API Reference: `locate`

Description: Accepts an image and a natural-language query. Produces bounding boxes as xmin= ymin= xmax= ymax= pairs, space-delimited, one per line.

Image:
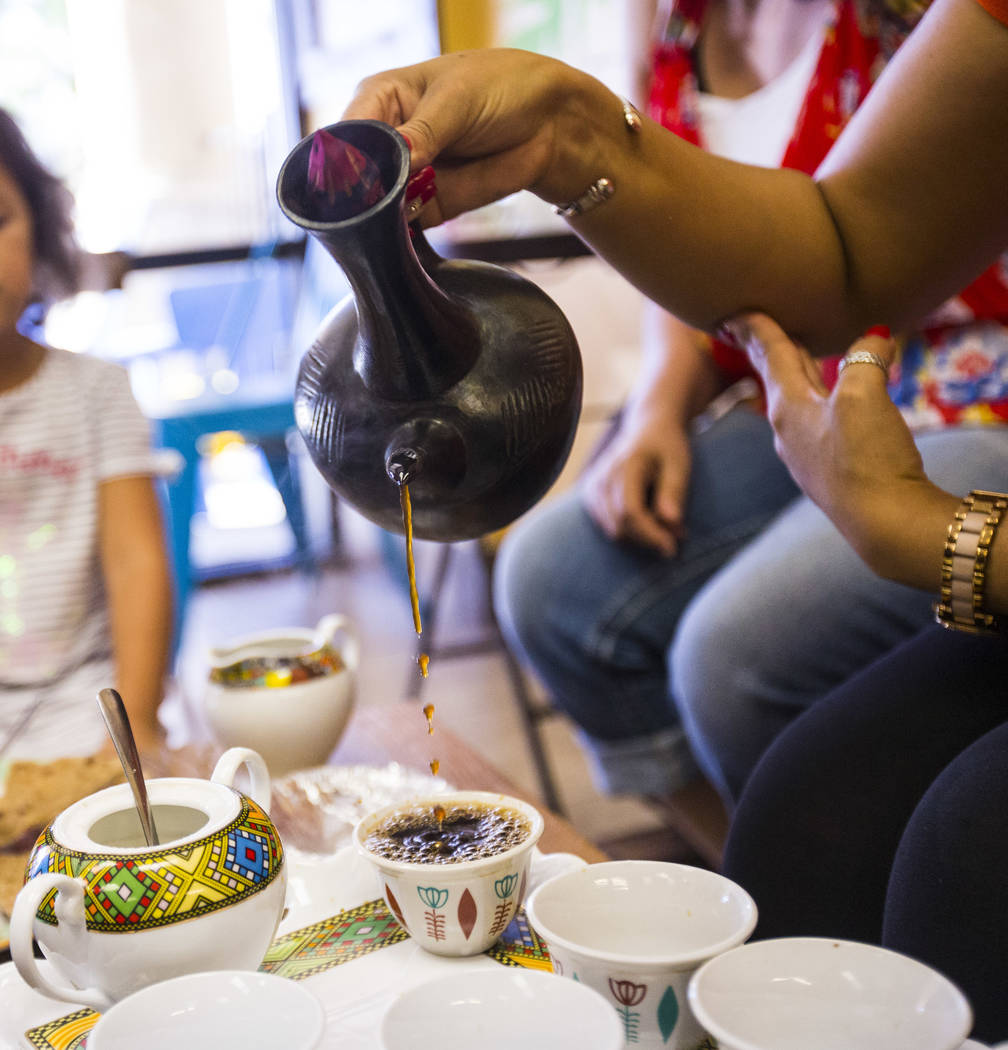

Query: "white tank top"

xmin=695 ymin=21 xmax=827 ymax=167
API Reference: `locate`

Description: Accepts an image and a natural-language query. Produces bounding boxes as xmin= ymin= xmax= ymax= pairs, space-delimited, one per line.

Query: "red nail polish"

xmin=406 ymin=166 xmax=435 ymax=195
xmin=865 ymin=325 xmax=891 ymax=339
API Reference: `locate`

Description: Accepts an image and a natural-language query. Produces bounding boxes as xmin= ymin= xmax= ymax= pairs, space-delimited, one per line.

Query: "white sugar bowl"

xmin=10 ymin=748 xmax=286 ymax=1011
xmin=204 ymin=613 xmax=358 ymax=776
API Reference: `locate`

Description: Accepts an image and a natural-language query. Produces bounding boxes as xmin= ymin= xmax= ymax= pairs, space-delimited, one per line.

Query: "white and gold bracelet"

xmin=934 ymin=489 xmax=1007 ymax=634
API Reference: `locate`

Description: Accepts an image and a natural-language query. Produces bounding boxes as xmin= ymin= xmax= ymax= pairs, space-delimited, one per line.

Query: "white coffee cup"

xmin=687 ymin=936 xmax=973 ymax=1050
xmin=354 ymin=791 xmax=544 ymax=957
xmin=525 ymin=860 xmax=757 ymax=1050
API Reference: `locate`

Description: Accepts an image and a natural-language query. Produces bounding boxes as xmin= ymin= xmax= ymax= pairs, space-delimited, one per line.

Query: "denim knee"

xmin=669 ymin=596 xmax=742 ymax=804
xmin=492 ymin=510 xmax=557 ymax=667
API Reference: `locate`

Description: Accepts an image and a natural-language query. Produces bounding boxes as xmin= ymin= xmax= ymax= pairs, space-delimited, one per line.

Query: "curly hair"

xmin=0 ymin=108 xmax=81 ymax=310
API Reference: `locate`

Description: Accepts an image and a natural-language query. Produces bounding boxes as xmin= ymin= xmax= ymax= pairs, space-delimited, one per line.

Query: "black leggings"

xmin=722 ymin=625 xmax=1008 ymax=1044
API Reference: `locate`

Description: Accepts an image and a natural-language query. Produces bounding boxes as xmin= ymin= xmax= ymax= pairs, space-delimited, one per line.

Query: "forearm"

xmin=541 ymin=0 xmax=1008 ymax=354
xmin=851 ymin=481 xmax=1008 ymax=625
xmin=539 ymin=74 xmax=855 ymax=355
xmin=99 ymin=479 xmax=173 ymax=748
xmin=349 ymin=0 xmax=1008 ymax=355
xmin=632 ymin=304 xmax=727 ymax=423
xmin=107 ymin=558 xmax=172 ymax=743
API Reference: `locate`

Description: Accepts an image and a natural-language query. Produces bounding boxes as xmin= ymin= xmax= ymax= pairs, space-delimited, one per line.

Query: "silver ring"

xmin=838 ymin=350 xmax=889 ymax=377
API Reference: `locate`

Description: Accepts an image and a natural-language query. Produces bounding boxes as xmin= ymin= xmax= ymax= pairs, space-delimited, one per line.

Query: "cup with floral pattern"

xmin=353 ymin=791 xmax=543 ymax=956
xmin=525 ymin=860 xmax=757 ymax=1050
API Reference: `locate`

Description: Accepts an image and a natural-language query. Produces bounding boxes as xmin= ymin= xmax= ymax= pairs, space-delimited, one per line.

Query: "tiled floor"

xmin=168 ymin=503 xmax=705 ymax=864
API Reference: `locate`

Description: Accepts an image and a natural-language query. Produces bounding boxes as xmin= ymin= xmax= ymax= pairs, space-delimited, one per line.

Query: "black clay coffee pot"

xmin=275 ymin=120 xmax=583 ymax=541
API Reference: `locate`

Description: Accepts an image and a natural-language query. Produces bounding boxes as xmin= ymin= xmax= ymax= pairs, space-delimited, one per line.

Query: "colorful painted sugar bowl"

xmin=353 ymin=790 xmax=544 ymax=957
xmin=204 ymin=613 xmax=358 ymax=777
xmin=10 ymin=747 xmax=286 ymax=1010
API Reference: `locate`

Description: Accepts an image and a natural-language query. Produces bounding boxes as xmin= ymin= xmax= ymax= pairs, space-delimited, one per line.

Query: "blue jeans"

xmin=494 ymin=405 xmax=1008 ymax=806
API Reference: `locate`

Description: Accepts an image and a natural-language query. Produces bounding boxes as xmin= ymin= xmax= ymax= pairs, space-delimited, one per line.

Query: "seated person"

xmin=493 ymin=0 xmax=1008 ymax=808
xmin=0 ymin=108 xmax=172 ymax=760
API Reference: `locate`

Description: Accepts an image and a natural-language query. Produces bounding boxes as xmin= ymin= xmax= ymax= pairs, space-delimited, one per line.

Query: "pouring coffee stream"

xmin=392 ymin=465 xmax=438 ymax=776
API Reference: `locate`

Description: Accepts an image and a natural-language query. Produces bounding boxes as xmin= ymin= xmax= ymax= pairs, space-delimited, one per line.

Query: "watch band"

xmin=935 ymin=489 xmax=1007 ymax=634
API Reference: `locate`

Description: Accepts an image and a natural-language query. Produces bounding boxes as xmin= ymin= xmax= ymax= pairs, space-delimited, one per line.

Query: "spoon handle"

xmin=97 ymin=688 xmax=159 ymax=847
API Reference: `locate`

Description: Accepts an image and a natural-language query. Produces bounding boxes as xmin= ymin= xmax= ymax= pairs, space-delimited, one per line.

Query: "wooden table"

xmin=148 ymin=699 xmax=607 ymax=864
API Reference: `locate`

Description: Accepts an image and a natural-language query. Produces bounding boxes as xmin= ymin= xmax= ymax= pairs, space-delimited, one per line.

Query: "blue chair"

xmin=150 ymin=257 xmax=314 ymax=659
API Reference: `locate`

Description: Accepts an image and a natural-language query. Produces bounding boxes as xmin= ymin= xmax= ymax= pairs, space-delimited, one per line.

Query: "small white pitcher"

xmin=204 ymin=613 xmax=358 ymax=777
xmin=10 ymin=747 xmax=286 ymax=1010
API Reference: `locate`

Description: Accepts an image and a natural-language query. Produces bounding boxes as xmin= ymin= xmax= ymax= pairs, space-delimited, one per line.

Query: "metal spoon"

xmin=97 ymin=688 xmax=159 ymax=846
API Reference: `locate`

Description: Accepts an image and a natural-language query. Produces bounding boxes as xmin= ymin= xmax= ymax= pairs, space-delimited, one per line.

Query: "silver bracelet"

xmin=553 ymin=96 xmax=641 ymax=220
xmin=554 ymin=177 xmax=615 ymax=219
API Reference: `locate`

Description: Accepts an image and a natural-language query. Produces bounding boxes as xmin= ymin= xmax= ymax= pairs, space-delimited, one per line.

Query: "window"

xmin=1 ymin=0 xmax=299 ymax=255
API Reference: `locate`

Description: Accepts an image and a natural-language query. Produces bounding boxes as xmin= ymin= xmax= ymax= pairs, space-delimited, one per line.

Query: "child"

xmin=0 ymin=108 xmax=172 ymax=759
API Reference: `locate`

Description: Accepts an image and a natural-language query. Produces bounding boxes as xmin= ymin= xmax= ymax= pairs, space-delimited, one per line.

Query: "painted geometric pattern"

xmin=261 ymin=897 xmax=408 ymax=980
xmin=487 ymin=909 xmax=553 ymax=970
xmin=29 ymin=797 xmax=283 ymax=932
xmin=23 ymin=1007 xmax=97 ymax=1049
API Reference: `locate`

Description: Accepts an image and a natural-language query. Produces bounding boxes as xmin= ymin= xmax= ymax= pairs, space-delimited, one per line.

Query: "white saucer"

xmin=380 ymin=968 xmax=623 ymax=1050
xmin=87 ymin=970 xmax=325 ymax=1050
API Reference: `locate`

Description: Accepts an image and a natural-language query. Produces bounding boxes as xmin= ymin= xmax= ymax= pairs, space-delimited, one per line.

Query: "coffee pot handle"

xmin=10 ymin=873 xmax=113 ymax=1011
xmin=211 ymin=746 xmax=272 ymax=811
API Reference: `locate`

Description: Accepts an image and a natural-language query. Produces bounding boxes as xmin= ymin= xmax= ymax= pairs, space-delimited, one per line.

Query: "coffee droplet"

xmin=429 ymin=758 xmax=440 ymax=776
xmin=418 ymin=652 xmax=430 ymax=678
xmin=423 ymin=702 xmax=435 ymax=734
xmin=433 ymin=804 xmax=446 ymax=827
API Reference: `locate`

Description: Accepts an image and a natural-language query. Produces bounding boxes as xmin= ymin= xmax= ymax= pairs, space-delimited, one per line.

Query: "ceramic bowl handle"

xmin=211 ymin=747 xmax=271 ymax=810
xmin=314 ymin=613 xmax=359 ymax=671
xmin=10 ymin=873 xmax=112 ymax=1011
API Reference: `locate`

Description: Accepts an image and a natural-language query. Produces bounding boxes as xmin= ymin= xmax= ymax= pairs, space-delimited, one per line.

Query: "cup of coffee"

xmin=352 ymin=791 xmax=544 ymax=957
xmin=525 ymin=860 xmax=757 ymax=1050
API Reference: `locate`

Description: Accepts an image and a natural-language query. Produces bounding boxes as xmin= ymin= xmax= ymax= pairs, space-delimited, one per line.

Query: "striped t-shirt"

xmin=0 ymin=346 xmax=160 ymax=758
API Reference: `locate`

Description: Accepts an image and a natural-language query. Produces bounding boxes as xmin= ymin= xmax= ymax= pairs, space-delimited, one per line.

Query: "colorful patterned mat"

xmin=23 ymin=899 xmax=554 ymax=1049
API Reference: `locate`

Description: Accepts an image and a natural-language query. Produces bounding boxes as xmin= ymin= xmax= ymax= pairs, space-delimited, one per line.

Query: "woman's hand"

xmin=581 ymin=411 xmax=691 ymax=556
xmin=583 ymin=311 xmax=727 ymax=555
xmin=725 ymin=312 xmax=953 ymax=585
xmin=342 ymin=49 xmax=611 ymax=222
